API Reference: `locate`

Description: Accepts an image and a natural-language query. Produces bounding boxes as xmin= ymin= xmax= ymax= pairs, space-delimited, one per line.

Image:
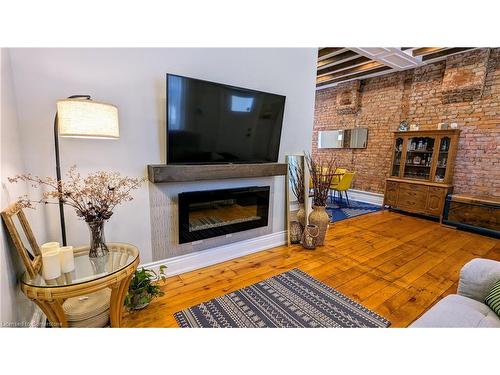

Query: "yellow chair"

xmin=329 ymin=168 xmax=347 ymax=202
xmin=332 ymin=168 xmax=347 ymax=184
xmin=332 ymin=172 xmax=355 ymax=207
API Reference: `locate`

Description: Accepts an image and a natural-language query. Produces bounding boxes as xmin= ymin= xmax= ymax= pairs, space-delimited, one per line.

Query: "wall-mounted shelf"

xmin=147 ymin=163 xmax=288 ymax=183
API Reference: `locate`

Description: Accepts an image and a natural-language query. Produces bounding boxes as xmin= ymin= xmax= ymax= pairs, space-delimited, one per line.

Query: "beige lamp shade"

xmin=57 ymin=99 xmax=119 ymax=139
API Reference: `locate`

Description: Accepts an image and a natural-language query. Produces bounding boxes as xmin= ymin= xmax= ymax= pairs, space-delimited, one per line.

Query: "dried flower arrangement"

xmin=9 ymin=166 xmax=144 ymax=257
xmin=9 ymin=166 xmax=144 ymax=221
xmin=305 ymin=152 xmax=336 ymax=207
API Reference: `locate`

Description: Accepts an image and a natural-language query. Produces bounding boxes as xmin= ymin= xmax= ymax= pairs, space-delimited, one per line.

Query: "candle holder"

xmin=301 ymin=224 xmax=319 ymax=250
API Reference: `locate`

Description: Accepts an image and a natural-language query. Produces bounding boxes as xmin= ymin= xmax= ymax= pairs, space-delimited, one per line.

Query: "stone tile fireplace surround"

xmin=148 ymin=177 xmax=278 ymax=261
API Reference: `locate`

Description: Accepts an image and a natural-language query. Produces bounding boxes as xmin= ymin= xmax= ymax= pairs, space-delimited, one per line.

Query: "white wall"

xmin=0 ymin=49 xmax=45 ymax=325
xmin=8 ymin=48 xmax=317 ymax=264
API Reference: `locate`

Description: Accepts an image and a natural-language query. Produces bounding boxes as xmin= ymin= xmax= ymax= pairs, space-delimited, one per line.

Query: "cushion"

xmin=458 ymin=258 xmax=500 ymax=302
xmin=410 ymin=294 xmax=500 ymax=328
xmin=485 ymin=279 xmax=500 ymax=317
xmin=69 ymin=309 xmax=109 ymax=328
xmin=62 ymin=288 xmax=111 ymax=321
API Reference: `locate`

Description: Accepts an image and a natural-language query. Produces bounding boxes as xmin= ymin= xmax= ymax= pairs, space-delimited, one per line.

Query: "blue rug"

xmin=326 ymin=197 xmax=381 ymax=222
xmin=174 ymin=269 xmax=390 ymax=328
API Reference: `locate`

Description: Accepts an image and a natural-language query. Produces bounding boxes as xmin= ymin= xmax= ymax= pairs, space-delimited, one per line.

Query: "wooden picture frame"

xmin=1 ymin=203 xmax=42 ymax=278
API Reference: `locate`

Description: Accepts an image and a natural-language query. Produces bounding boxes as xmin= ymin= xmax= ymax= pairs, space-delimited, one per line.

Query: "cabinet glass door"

xmin=403 ymin=136 xmax=435 ymax=180
xmin=434 ymin=137 xmax=450 ymax=183
xmin=391 ymin=138 xmax=404 ymax=177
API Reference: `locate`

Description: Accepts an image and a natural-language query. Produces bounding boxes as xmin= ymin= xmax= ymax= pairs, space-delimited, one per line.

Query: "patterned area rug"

xmin=174 ymin=269 xmax=390 ymax=328
xmin=327 ymin=198 xmax=381 ymax=223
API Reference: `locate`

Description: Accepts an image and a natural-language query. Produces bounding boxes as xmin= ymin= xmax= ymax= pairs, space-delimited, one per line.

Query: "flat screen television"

xmin=167 ymin=74 xmax=286 ymax=164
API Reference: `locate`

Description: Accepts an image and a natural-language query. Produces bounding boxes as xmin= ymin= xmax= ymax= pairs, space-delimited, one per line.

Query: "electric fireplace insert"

xmin=178 ymin=186 xmax=270 ymax=244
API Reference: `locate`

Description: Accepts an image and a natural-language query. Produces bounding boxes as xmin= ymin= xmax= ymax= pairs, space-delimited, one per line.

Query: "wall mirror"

xmin=285 ymin=154 xmax=308 ymax=246
xmin=1 ymin=203 xmax=42 ymax=278
xmin=318 ymin=128 xmax=368 ymax=149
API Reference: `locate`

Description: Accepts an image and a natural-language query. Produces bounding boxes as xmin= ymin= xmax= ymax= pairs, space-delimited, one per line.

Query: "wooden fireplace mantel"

xmin=147 ymin=163 xmax=288 ymax=183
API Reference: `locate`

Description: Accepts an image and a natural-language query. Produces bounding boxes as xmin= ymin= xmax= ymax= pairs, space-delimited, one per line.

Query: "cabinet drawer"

xmin=429 ymin=186 xmax=446 ymax=194
xmin=398 ymin=189 xmax=427 ymax=210
xmin=386 ymin=181 xmax=399 ymax=190
xmin=399 ymin=183 xmax=429 ymax=193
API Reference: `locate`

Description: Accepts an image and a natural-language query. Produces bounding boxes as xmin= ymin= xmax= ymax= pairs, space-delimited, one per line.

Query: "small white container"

xmin=40 ymin=242 xmax=60 ymax=254
xmin=42 ymin=250 xmax=62 ymax=280
xmin=59 ymin=246 xmax=75 ymax=273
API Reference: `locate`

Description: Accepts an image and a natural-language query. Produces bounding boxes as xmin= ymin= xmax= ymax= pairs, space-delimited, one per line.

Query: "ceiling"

xmin=316 ymin=47 xmax=475 ymax=89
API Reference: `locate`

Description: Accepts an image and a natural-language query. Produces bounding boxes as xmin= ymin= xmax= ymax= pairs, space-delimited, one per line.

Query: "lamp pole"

xmin=54 ymin=95 xmax=91 ymax=246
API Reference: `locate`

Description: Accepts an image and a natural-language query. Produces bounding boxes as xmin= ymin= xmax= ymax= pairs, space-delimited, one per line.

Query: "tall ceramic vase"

xmin=308 ymin=205 xmax=329 ymax=246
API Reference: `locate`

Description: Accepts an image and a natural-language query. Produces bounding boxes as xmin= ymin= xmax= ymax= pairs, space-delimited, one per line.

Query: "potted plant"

xmin=305 ymin=153 xmax=336 ymax=246
xmin=124 ymin=265 xmax=167 ymax=311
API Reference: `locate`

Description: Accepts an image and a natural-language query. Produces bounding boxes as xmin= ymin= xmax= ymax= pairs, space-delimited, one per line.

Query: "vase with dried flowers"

xmin=304 ymin=153 xmax=336 ymax=246
xmin=9 ymin=166 xmax=144 ymax=258
xmin=288 ymin=158 xmax=306 ymax=228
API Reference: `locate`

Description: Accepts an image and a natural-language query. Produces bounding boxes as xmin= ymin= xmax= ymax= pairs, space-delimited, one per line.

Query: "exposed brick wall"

xmin=313 ymin=48 xmax=500 ymax=197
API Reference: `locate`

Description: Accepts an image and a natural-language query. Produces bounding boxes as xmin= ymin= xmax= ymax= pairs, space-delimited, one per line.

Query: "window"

xmin=231 ymin=95 xmax=254 ymax=112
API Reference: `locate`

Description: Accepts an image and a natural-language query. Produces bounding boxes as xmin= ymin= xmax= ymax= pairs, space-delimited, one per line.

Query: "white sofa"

xmin=411 ymin=258 xmax=500 ymax=328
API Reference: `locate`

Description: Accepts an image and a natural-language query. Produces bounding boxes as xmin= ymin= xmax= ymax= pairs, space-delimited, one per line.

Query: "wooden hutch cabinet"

xmin=384 ymin=129 xmax=461 ymax=220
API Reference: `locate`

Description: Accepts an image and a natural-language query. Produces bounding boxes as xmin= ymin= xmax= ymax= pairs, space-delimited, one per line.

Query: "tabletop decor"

xmin=9 ymin=166 xmax=143 ymax=257
xmin=124 ymin=265 xmax=167 ymax=311
xmin=174 ymin=268 xmax=391 ymax=328
xmin=59 ymin=246 xmax=75 ymax=273
xmin=41 ymin=250 xmax=61 ymax=280
xmin=39 ymin=241 xmax=76 ymax=276
xmin=305 ymin=153 xmax=336 ymax=246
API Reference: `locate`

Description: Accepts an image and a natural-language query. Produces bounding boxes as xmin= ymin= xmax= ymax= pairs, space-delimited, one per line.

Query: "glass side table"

xmin=21 ymin=242 xmax=139 ymax=328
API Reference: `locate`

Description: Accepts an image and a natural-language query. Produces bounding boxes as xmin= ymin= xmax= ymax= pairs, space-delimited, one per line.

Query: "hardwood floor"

xmin=122 ymin=210 xmax=500 ymax=328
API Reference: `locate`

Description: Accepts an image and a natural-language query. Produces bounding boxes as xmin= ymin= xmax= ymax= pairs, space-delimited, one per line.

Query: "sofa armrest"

xmin=457 ymin=258 xmax=500 ymax=302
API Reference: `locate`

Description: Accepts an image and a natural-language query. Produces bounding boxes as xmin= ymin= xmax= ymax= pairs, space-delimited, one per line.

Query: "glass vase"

xmin=87 ymin=220 xmax=109 ymax=258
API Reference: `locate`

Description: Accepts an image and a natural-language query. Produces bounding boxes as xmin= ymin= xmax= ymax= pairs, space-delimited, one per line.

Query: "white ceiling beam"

xmin=350 ymin=47 xmax=422 ymax=70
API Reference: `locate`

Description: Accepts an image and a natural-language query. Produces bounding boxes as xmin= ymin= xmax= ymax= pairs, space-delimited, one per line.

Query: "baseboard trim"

xmin=347 ymin=189 xmax=384 ymax=206
xmin=140 ymin=230 xmax=287 ymax=277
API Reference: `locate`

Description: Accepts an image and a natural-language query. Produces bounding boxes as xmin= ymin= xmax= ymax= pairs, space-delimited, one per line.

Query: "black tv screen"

xmin=167 ymin=74 xmax=285 ymax=164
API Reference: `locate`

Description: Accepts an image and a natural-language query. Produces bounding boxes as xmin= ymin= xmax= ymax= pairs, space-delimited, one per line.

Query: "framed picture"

xmin=1 ymin=203 xmax=42 ymax=278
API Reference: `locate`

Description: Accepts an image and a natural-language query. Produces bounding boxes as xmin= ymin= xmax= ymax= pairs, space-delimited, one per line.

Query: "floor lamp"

xmin=55 ymin=95 xmax=120 ymax=245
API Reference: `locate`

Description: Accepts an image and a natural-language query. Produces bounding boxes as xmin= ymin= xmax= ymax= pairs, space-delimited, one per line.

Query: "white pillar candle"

xmin=59 ymin=246 xmax=75 ymax=273
xmin=40 ymin=242 xmax=60 ymax=254
xmin=42 ymin=250 xmax=61 ymax=280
